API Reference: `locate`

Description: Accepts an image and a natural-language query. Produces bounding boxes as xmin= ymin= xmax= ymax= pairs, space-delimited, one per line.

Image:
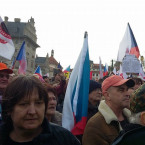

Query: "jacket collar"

xmin=98 ymin=100 xmax=131 ymax=130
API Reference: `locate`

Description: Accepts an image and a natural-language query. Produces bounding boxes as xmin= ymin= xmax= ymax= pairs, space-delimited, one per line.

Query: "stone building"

xmin=35 ymin=53 xmax=49 ymax=76
xmin=35 ymin=50 xmax=60 ymax=77
xmin=0 ymin=16 xmax=39 ymax=73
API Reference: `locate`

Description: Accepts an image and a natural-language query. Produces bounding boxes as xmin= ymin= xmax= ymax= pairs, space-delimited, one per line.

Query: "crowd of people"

xmin=0 ymin=62 xmax=145 ymax=145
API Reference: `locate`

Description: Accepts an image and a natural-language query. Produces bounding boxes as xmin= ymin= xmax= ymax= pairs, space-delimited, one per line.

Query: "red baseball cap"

xmin=0 ymin=63 xmax=13 ymax=74
xmin=102 ymin=75 xmax=135 ymax=95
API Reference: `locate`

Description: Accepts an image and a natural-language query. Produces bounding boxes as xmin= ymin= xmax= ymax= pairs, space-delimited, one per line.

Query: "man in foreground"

xmin=82 ymin=75 xmax=135 ymax=145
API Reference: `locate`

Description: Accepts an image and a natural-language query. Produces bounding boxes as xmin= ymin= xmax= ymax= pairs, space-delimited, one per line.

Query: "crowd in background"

xmin=0 ymin=62 xmax=145 ymax=145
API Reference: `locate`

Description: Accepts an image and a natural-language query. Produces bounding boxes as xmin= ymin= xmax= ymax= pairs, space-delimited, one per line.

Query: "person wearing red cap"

xmin=82 ymin=75 xmax=135 ymax=145
xmin=0 ymin=62 xmax=13 ymax=122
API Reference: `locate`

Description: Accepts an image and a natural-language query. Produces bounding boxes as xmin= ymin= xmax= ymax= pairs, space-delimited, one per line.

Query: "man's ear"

xmin=140 ymin=112 xmax=145 ymax=126
xmin=104 ymin=91 xmax=111 ymax=101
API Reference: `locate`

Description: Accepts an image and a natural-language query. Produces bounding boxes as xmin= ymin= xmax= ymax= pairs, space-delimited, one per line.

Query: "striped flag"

xmin=103 ymin=63 xmax=108 ymax=77
xmin=0 ymin=16 xmax=15 ymax=60
xmin=16 ymin=41 xmax=27 ymax=74
xmin=35 ymin=66 xmax=45 ymax=82
xmin=63 ymin=65 xmax=70 ymax=79
xmin=62 ymin=32 xmax=90 ymax=135
xmin=117 ymin=23 xmax=140 ymax=62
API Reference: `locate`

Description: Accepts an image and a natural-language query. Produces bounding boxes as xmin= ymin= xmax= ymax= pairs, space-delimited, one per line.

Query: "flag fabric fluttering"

xmin=119 ymin=64 xmax=127 ymax=79
xmin=99 ymin=57 xmax=103 ymax=79
xmin=16 ymin=41 xmax=27 ymax=74
xmin=57 ymin=62 xmax=62 ymax=70
xmin=62 ymin=32 xmax=90 ymax=135
xmin=35 ymin=66 xmax=42 ymax=75
xmin=0 ymin=16 xmax=15 ymax=60
xmin=34 ymin=66 xmax=45 ymax=82
xmin=63 ymin=65 xmax=70 ymax=79
xmin=117 ymin=23 xmax=140 ymax=62
xmin=103 ymin=63 xmax=108 ymax=77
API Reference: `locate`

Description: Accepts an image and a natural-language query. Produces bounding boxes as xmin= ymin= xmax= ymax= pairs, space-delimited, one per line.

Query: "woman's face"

xmin=10 ymin=89 xmax=45 ymax=131
xmin=46 ymin=92 xmax=57 ymax=116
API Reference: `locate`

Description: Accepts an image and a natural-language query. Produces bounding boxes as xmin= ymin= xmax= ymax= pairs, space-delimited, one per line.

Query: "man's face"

xmin=0 ymin=71 xmax=9 ymax=90
xmin=89 ymin=88 xmax=102 ymax=106
xmin=107 ymin=84 xmax=130 ymax=109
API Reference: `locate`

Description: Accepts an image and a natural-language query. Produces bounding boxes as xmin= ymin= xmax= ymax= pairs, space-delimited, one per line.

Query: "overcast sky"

xmin=1 ymin=0 xmax=145 ymax=69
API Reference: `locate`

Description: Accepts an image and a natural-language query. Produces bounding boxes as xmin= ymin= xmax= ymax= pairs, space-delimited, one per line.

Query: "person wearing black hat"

xmin=76 ymin=80 xmax=102 ymax=144
xmin=87 ymin=80 xmax=102 ymax=121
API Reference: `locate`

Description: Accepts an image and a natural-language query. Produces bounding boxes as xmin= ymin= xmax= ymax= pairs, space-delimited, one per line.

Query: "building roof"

xmin=49 ymin=56 xmax=58 ymax=66
xmin=5 ymin=19 xmax=40 ymax=48
xmin=6 ymin=22 xmax=25 ymax=37
xmin=35 ymin=57 xmax=46 ymax=64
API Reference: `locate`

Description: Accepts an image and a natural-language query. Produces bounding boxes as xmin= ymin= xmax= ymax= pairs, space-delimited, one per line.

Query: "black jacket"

xmin=0 ymin=118 xmax=80 ymax=145
xmin=111 ymin=125 xmax=145 ymax=145
xmin=87 ymin=102 xmax=99 ymax=121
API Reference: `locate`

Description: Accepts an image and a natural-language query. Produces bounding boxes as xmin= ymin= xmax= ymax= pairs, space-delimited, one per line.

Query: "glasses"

xmin=0 ymin=74 xmax=9 ymax=79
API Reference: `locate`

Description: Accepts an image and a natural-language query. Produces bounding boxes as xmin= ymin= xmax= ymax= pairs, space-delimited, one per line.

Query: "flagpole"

xmin=84 ymin=31 xmax=88 ymax=38
xmin=11 ymin=60 xmax=16 ymax=69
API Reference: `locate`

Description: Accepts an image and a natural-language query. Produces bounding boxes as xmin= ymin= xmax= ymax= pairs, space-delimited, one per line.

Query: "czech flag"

xmin=0 ymin=16 xmax=15 ymax=60
xmin=35 ymin=66 xmax=44 ymax=82
xmin=62 ymin=32 xmax=90 ymax=135
xmin=117 ymin=23 xmax=140 ymax=62
xmin=16 ymin=41 xmax=27 ymax=74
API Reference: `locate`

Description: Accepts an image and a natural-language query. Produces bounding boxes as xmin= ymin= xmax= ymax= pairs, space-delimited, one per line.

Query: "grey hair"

xmin=129 ymin=112 xmax=141 ymax=125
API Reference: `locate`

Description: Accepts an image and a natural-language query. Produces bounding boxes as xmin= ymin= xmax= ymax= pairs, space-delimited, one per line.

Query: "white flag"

xmin=0 ymin=16 xmax=15 ymax=60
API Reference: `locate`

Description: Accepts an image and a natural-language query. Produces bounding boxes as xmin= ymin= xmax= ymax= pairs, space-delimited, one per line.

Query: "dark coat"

xmin=111 ymin=126 xmax=145 ymax=145
xmin=87 ymin=102 xmax=99 ymax=121
xmin=0 ymin=118 xmax=80 ymax=145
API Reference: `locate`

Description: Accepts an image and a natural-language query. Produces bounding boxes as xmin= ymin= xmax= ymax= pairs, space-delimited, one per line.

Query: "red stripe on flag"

xmin=90 ymin=71 xmax=92 ymax=79
xmin=129 ymin=46 xmax=140 ymax=58
xmin=0 ymin=38 xmax=7 ymax=44
xmin=0 ymin=26 xmax=11 ymax=39
xmin=71 ymin=116 xmax=87 ymax=135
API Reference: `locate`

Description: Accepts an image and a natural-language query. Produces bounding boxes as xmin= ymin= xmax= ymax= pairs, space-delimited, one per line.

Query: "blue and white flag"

xmin=62 ymin=32 xmax=90 ymax=135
